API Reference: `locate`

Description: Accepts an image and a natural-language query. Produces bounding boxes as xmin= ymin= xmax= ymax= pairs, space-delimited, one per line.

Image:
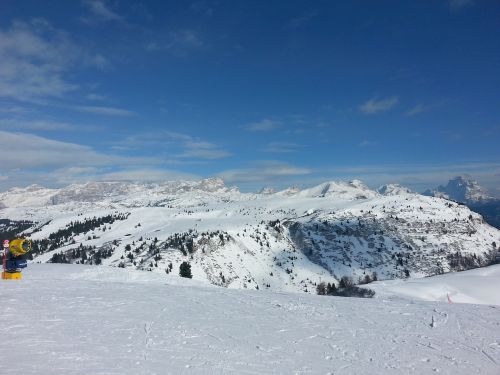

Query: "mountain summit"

xmin=423 ymin=175 xmax=494 ymax=203
xmin=424 ymin=176 xmax=500 ymax=228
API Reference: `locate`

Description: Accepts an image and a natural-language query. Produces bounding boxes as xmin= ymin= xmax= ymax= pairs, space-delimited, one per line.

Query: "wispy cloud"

xmin=0 ymin=119 xmax=75 ymax=131
xmin=85 ymin=93 xmax=108 ymax=101
xmin=146 ymin=30 xmax=205 ymax=56
xmin=217 ymin=161 xmax=311 ymax=184
xmin=82 ymin=0 xmax=124 ymax=22
xmin=190 ymin=1 xmax=215 ymax=16
xmin=0 ymin=130 xmax=125 ymax=170
xmin=51 ymin=168 xmax=199 ymax=185
xmin=114 ymin=130 xmax=230 ymax=160
xmin=0 ymin=130 xmax=204 ymax=189
xmin=178 ymin=141 xmax=232 ymax=160
xmin=245 ymin=119 xmax=281 ymax=132
xmin=449 ymin=0 xmax=474 ymax=11
xmin=405 ymin=104 xmax=427 ymax=116
xmin=359 ymin=140 xmax=377 ymax=147
xmin=286 ymin=10 xmax=318 ymax=29
xmin=0 ymin=19 xmax=109 ymax=102
xmin=359 ymin=96 xmax=399 ymax=114
xmin=261 ymin=142 xmax=303 ymax=153
xmin=75 ymin=105 xmax=137 ymax=116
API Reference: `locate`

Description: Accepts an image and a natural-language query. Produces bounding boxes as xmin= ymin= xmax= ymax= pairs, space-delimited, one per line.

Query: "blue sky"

xmin=0 ymin=0 xmax=499 ymax=194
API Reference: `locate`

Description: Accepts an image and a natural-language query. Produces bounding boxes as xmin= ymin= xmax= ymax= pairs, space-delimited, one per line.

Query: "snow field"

xmin=0 ymin=264 xmax=499 ymax=374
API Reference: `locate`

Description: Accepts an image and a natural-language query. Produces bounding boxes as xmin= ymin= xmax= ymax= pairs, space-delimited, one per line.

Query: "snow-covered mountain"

xmin=1 ymin=178 xmax=499 ymax=293
xmin=424 ymin=175 xmax=494 ymax=203
xmin=424 ymin=176 xmax=500 ymax=229
xmin=377 ymin=183 xmax=413 ymax=196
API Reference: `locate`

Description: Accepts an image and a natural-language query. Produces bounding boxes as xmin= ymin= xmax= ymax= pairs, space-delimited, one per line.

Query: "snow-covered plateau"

xmin=0 ymin=263 xmax=499 ymax=374
xmin=1 ymin=178 xmax=499 ymax=293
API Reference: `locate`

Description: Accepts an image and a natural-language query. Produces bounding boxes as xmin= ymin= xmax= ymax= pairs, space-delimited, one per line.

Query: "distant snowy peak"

xmin=258 ymin=187 xmax=276 ymax=195
xmin=378 ymin=184 xmax=413 ymax=196
xmin=424 ymin=176 xmax=494 ymax=203
xmin=0 ymin=178 xmax=239 ymax=208
xmin=298 ymin=180 xmax=378 ymax=200
xmin=51 ymin=181 xmax=135 ymax=204
xmin=274 ymin=186 xmax=301 ymax=197
xmin=50 ymin=178 xmax=238 ymax=205
xmin=0 ymin=185 xmax=56 ymax=208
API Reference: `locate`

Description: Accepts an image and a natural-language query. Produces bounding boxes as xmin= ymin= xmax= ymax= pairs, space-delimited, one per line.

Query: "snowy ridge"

xmin=378 ymin=183 xmax=413 ymax=196
xmin=1 ymin=178 xmax=499 ymax=293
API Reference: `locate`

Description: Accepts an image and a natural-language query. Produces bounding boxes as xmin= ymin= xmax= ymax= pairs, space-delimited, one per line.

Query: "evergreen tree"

xmin=316 ymin=282 xmax=327 ymax=295
xmin=327 ymin=282 xmax=337 ymax=295
xmin=179 ymin=261 xmax=192 ymax=278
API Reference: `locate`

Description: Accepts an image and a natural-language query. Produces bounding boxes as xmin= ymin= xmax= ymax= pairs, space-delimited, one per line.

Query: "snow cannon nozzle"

xmin=9 ymin=239 xmax=32 ymax=256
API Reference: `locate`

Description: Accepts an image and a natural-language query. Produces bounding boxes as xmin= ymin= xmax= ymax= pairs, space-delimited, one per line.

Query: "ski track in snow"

xmin=0 ymin=264 xmax=499 ymax=374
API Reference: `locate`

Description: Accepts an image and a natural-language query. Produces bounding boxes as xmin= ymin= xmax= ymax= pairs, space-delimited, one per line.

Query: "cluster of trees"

xmin=446 ymin=251 xmax=485 ymax=270
xmin=49 ymin=245 xmax=113 ymax=265
xmin=49 ymin=213 xmax=129 ymax=242
xmin=31 ymin=213 xmax=129 ymax=256
xmin=163 ymin=231 xmax=196 ymax=256
xmin=316 ymin=276 xmax=375 ymax=298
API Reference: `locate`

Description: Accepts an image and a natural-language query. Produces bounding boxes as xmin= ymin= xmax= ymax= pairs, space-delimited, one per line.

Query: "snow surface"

xmin=370 ymin=264 xmax=500 ymax=306
xmin=1 ymin=264 xmax=499 ymax=374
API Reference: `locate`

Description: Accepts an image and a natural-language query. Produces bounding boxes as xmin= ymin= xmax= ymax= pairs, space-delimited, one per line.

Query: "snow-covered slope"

xmin=369 ymin=263 xmax=500 ymax=305
xmin=1 ymin=264 xmax=499 ymax=375
xmin=1 ymin=178 xmax=499 ymax=294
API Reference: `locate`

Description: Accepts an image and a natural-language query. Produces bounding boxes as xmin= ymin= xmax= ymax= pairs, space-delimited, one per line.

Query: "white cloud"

xmin=359 ymin=96 xmax=399 ymax=114
xmin=114 ymin=130 xmax=231 ymax=160
xmin=85 ymin=93 xmax=108 ymax=101
xmin=179 ymin=141 xmax=231 ymax=160
xmin=49 ymin=167 xmax=199 ymax=185
xmin=261 ymin=142 xmax=303 ymax=153
xmin=245 ymin=119 xmax=281 ymax=132
xmin=405 ymin=104 xmax=426 ymax=116
xmin=83 ymin=0 xmax=124 ymax=22
xmin=217 ymin=161 xmax=311 ymax=184
xmin=0 ymin=119 xmax=75 ymax=131
xmin=0 ymin=130 xmax=206 ymax=189
xmin=75 ymin=105 xmax=137 ymax=116
xmin=0 ymin=19 xmax=109 ymax=102
xmin=93 ymin=169 xmax=199 ymax=183
xmin=359 ymin=140 xmax=376 ymax=147
xmin=0 ymin=130 xmax=126 ymax=170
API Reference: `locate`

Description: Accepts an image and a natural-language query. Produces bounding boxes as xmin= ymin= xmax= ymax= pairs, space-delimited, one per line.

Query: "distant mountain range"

xmin=1 ymin=178 xmax=498 ymax=293
xmin=423 ymin=176 xmax=500 ymax=228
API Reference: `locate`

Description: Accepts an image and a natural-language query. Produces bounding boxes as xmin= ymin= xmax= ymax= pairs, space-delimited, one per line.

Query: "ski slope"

xmin=1 ymin=264 xmax=499 ymax=374
xmin=370 ymin=263 xmax=500 ymax=305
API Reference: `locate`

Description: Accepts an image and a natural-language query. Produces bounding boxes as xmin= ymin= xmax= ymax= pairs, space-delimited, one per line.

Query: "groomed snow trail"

xmin=1 ymin=264 xmax=499 ymax=374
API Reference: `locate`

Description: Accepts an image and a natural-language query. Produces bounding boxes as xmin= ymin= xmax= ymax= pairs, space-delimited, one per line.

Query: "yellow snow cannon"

xmin=2 ymin=239 xmax=31 ymax=280
xmin=9 ymin=238 xmax=32 ymax=256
